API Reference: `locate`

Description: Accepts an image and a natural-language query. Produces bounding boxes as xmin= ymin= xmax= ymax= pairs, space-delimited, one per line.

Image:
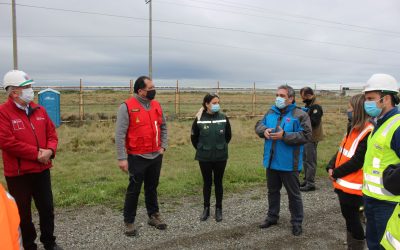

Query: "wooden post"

xmin=129 ymin=79 xmax=133 ymax=96
xmin=252 ymin=82 xmax=256 ymax=116
xmin=79 ymin=79 xmax=84 ymax=121
xmin=217 ymin=81 xmax=220 ymax=95
xmin=175 ymin=80 xmax=180 ymax=118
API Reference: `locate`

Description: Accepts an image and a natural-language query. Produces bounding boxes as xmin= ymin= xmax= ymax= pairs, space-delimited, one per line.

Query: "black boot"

xmin=200 ymin=207 xmax=210 ymax=221
xmin=215 ymin=208 xmax=223 ymax=222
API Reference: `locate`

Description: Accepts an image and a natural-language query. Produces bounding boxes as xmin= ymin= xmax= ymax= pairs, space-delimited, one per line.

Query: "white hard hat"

xmin=2 ymin=70 xmax=35 ymax=89
xmin=363 ymin=73 xmax=398 ymax=93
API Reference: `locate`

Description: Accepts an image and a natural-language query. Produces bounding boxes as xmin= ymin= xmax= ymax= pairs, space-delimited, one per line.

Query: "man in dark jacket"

xmin=300 ymin=87 xmax=323 ymax=191
xmin=255 ymin=85 xmax=312 ymax=236
xmin=0 ymin=70 xmax=61 ymax=250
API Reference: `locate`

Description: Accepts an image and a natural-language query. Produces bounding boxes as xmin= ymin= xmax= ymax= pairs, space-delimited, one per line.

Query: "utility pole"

xmin=12 ymin=0 xmax=18 ymax=69
xmin=145 ymin=0 xmax=152 ymax=79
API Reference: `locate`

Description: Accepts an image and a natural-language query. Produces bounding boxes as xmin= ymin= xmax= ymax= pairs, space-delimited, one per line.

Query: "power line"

xmin=1 ymin=2 xmax=399 ymax=54
xmin=1 ymin=34 xmax=397 ymax=68
xmin=156 ymin=0 xmax=400 ymax=38
xmin=180 ymin=0 xmax=400 ymax=36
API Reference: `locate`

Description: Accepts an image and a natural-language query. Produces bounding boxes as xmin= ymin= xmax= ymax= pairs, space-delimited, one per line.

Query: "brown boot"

xmin=124 ymin=223 xmax=138 ymax=237
xmin=148 ymin=212 xmax=167 ymax=230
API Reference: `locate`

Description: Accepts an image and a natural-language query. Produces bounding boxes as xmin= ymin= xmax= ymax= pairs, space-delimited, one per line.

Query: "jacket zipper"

xmin=27 ymin=115 xmax=40 ymax=152
xmin=155 ymin=121 xmax=159 ymax=147
xmin=268 ymin=114 xmax=283 ymax=168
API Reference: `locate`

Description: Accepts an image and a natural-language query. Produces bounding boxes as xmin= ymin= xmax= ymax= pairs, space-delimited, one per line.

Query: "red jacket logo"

xmin=11 ymin=119 xmax=25 ymax=130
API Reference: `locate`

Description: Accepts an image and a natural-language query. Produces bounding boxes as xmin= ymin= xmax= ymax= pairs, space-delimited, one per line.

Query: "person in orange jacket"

xmin=0 ymin=183 xmax=23 ymax=250
xmin=326 ymin=94 xmax=373 ymax=250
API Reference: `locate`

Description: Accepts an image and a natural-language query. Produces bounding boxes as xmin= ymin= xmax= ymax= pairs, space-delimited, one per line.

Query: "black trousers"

xmin=266 ymin=168 xmax=303 ymax=226
xmin=124 ymin=154 xmax=163 ymax=224
xmin=5 ymin=169 xmax=56 ymax=250
xmin=199 ymin=161 xmax=227 ymax=208
xmin=336 ymin=190 xmax=365 ymax=240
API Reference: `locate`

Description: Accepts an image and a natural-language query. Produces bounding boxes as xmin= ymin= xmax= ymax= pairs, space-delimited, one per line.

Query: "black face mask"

xmin=303 ymin=99 xmax=312 ymax=105
xmin=146 ymin=89 xmax=156 ymax=100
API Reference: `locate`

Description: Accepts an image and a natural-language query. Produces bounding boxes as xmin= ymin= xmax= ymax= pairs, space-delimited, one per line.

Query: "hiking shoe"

xmin=300 ymin=185 xmax=316 ymax=192
xmin=148 ymin=212 xmax=167 ymax=230
xmin=124 ymin=223 xmax=138 ymax=237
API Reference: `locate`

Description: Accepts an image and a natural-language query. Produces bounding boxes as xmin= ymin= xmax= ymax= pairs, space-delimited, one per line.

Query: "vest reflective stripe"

xmin=364 ymin=183 xmax=394 ymax=196
xmin=383 ymin=115 xmax=400 ymax=136
xmin=336 ymin=178 xmax=363 ymax=190
xmin=363 ymin=114 xmax=400 ymax=202
xmin=197 ymin=120 xmax=226 ymax=124
xmin=385 ymin=231 xmax=400 ymax=250
xmin=364 ymin=173 xmax=383 ymax=185
xmin=381 ymin=204 xmax=400 ymax=250
xmin=333 ymin=124 xmax=373 ymax=195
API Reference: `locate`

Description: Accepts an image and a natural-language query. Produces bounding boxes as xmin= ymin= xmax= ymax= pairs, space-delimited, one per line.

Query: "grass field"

xmin=0 ymin=90 xmax=348 ymax=209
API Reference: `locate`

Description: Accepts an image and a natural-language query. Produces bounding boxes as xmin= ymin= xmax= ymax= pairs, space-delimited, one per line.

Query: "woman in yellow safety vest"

xmin=326 ymin=94 xmax=373 ymax=250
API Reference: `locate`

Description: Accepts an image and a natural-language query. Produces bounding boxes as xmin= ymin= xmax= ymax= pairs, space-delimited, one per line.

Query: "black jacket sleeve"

xmin=225 ymin=117 xmax=232 ymax=144
xmin=383 ymin=164 xmax=400 ymax=195
xmin=190 ymin=118 xmax=199 ymax=149
xmin=325 ymin=153 xmax=337 ymax=172
xmin=332 ymin=132 xmax=370 ymax=179
xmin=309 ymin=104 xmax=323 ymax=128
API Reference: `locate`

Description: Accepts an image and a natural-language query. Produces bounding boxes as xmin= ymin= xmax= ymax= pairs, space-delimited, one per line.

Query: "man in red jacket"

xmin=0 ymin=70 xmax=61 ymax=250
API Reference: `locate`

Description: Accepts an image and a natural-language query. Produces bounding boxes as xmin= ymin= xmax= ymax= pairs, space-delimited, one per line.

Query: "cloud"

xmin=0 ymin=0 xmax=399 ymax=89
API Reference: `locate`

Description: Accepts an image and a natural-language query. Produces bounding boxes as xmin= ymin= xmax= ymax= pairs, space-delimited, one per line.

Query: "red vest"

xmin=333 ymin=123 xmax=373 ymax=196
xmin=125 ymin=97 xmax=163 ymax=155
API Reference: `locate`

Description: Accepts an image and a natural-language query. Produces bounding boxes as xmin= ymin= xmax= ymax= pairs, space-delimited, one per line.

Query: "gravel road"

xmin=33 ymin=178 xmax=351 ymax=249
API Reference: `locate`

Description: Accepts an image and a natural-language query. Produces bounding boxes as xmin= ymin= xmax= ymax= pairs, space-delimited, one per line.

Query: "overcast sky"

xmin=0 ymin=0 xmax=399 ymax=89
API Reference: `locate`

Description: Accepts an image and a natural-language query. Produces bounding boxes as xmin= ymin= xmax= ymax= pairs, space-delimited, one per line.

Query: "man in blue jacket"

xmin=255 ymin=85 xmax=312 ymax=236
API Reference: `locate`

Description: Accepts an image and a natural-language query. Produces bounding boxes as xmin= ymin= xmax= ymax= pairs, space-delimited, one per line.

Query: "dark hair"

xmin=379 ymin=92 xmax=400 ymax=106
xmin=277 ymin=85 xmax=295 ymax=104
xmin=134 ymin=76 xmax=151 ymax=94
xmin=300 ymin=87 xmax=314 ymax=96
xmin=202 ymin=93 xmax=219 ymax=111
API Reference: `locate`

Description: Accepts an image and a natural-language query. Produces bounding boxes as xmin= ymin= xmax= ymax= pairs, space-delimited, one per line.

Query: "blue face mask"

xmin=275 ymin=96 xmax=287 ymax=109
xmin=211 ymin=103 xmax=220 ymax=113
xmin=364 ymin=100 xmax=382 ymax=117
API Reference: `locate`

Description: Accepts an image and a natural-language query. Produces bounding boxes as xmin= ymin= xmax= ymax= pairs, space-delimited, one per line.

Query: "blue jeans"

xmin=364 ymin=196 xmax=397 ymax=250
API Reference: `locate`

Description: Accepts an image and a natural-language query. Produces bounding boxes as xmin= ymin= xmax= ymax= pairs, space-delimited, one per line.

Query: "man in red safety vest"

xmin=115 ymin=76 xmax=168 ymax=237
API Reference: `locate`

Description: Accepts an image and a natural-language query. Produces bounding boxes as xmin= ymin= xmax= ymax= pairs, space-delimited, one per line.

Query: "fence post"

xmin=79 ymin=79 xmax=84 ymax=121
xmin=252 ymin=82 xmax=256 ymax=116
xmin=129 ymin=79 xmax=133 ymax=96
xmin=175 ymin=80 xmax=180 ymax=118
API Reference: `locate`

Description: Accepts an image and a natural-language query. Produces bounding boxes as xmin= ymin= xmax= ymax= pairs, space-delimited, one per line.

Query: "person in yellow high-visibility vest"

xmin=362 ymin=74 xmax=400 ymax=250
xmin=380 ymin=164 xmax=400 ymax=250
xmin=0 ymin=183 xmax=23 ymax=250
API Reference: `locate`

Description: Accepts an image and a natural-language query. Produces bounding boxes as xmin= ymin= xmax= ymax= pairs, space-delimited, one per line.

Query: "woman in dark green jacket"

xmin=191 ymin=93 xmax=232 ymax=222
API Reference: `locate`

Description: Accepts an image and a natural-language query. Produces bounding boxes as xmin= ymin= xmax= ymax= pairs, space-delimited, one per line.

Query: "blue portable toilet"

xmin=38 ymin=88 xmax=61 ymax=127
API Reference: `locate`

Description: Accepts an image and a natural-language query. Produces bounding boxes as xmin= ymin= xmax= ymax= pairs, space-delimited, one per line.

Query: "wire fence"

xmin=0 ymin=80 xmax=352 ymax=123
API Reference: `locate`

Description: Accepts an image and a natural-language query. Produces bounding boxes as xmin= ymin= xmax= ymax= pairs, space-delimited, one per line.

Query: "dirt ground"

xmin=34 ymin=178 xmax=352 ymax=250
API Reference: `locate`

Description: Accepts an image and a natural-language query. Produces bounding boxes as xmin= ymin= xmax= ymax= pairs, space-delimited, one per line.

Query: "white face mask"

xmin=19 ymin=88 xmax=34 ymax=103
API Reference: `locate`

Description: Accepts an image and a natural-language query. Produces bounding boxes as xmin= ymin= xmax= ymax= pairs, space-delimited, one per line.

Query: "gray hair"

xmin=277 ymin=84 xmax=295 ymax=98
xmin=6 ymin=86 xmax=17 ymax=97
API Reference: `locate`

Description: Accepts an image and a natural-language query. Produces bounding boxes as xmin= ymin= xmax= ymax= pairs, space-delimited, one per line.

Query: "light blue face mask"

xmin=364 ymin=100 xmax=382 ymax=117
xmin=275 ymin=96 xmax=287 ymax=109
xmin=211 ymin=103 xmax=220 ymax=113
